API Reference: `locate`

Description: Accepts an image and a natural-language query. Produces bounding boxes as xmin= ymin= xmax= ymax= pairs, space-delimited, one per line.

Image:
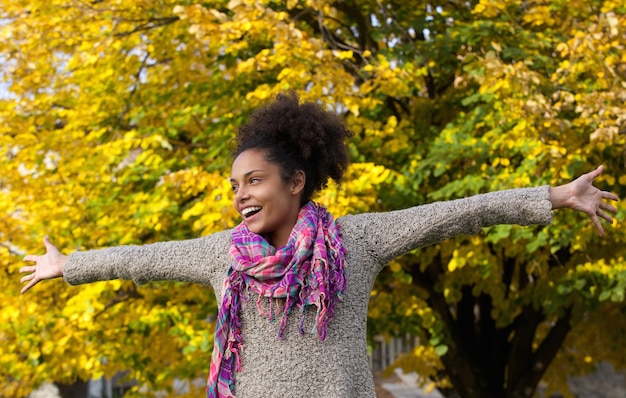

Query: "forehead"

xmin=230 ymin=149 xmax=275 ymax=177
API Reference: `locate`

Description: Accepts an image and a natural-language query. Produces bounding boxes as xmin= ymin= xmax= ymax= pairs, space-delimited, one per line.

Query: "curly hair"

xmin=235 ymin=92 xmax=352 ymax=205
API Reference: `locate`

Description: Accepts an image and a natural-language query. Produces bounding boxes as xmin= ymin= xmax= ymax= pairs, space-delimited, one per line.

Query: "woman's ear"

xmin=292 ymin=170 xmax=306 ymax=196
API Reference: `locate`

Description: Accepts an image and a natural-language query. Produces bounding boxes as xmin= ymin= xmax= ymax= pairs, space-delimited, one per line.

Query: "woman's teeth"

xmin=242 ymin=206 xmax=262 ymax=217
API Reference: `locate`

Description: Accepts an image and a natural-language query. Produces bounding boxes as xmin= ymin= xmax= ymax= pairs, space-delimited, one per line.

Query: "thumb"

xmin=43 ymin=235 xmax=54 ymax=251
xmin=586 ymin=165 xmax=604 ymax=181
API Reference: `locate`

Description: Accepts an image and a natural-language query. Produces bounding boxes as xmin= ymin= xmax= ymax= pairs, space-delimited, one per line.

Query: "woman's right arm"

xmin=19 ymin=231 xmax=232 ymax=293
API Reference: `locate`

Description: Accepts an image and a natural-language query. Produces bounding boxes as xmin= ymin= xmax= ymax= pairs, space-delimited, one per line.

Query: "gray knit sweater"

xmin=64 ymin=187 xmax=553 ymax=397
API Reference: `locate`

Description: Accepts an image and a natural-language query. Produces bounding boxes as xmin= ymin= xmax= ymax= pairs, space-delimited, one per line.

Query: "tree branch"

xmin=94 ymin=286 xmax=144 ymax=320
xmin=113 ymin=16 xmax=179 ymax=37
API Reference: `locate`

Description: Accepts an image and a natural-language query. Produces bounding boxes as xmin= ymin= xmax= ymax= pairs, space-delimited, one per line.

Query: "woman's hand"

xmin=550 ymin=165 xmax=620 ymax=236
xmin=20 ymin=236 xmax=68 ymax=294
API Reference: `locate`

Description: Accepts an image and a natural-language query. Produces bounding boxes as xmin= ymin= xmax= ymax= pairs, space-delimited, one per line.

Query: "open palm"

xmin=562 ymin=166 xmax=619 ymax=235
xmin=20 ymin=236 xmax=67 ymax=294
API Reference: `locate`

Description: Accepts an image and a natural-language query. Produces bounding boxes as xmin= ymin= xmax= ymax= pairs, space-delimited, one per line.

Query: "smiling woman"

xmin=229 ymin=150 xmax=304 ymax=248
xmin=19 ymin=92 xmax=619 ymax=398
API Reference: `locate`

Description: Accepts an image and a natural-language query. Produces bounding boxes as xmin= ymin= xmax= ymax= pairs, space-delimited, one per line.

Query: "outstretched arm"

xmin=20 ymin=231 xmax=233 ymax=294
xmin=339 ymin=166 xmax=619 ymax=267
xmin=340 ymin=186 xmax=554 ymax=266
xmin=549 ymin=165 xmax=619 ymax=236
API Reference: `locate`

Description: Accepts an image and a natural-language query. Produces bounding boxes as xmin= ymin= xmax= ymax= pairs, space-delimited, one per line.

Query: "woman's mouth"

xmin=241 ymin=206 xmax=262 ymax=218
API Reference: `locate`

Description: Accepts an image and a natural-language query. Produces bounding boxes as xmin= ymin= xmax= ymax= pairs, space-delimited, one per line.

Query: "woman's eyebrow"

xmin=229 ymin=169 xmax=264 ymax=182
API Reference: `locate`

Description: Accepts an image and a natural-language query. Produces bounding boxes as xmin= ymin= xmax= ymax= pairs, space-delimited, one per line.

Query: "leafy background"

xmin=1 ymin=0 xmax=625 ymax=397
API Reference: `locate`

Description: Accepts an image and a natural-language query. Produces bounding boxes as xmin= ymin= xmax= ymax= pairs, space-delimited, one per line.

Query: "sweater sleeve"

xmin=63 ymin=230 xmax=232 ymax=287
xmin=339 ymin=186 xmax=553 ymax=264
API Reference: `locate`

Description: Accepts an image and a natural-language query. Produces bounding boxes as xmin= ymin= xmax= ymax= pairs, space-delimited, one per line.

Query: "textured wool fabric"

xmin=207 ymin=202 xmax=346 ymax=397
xmin=64 ymin=187 xmax=553 ymax=398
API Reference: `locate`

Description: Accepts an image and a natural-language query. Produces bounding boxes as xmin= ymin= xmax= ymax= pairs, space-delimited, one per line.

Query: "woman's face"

xmin=230 ymin=149 xmax=304 ymax=248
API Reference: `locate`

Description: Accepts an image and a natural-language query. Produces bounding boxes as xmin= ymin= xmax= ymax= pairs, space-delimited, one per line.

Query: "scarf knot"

xmin=206 ymin=202 xmax=346 ymax=398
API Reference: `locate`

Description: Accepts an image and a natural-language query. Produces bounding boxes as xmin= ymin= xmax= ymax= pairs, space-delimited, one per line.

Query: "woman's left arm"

xmin=549 ymin=165 xmax=619 ymax=236
xmin=339 ymin=166 xmax=619 ymax=265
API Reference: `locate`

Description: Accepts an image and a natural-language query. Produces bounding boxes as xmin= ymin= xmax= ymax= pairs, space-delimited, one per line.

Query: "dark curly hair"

xmin=235 ymin=92 xmax=352 ymax=205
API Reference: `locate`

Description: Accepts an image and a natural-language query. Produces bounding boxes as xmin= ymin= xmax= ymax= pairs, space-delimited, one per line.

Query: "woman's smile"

xmin=241 ymin=206 xmax=262 ymax=218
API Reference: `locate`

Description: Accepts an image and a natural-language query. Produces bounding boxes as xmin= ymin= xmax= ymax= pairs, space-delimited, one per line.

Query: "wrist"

xmin=56 ymin=254 xmax=68 ymax=278
xmin=549 ymin=183 xmax=572 ymax=209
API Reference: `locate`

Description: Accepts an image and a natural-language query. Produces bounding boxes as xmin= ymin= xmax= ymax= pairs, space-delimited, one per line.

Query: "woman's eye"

xmin=231 ymin=185 xmax=238 ymax=192
xmin=250 ymin=178 xmax=260 ymax=184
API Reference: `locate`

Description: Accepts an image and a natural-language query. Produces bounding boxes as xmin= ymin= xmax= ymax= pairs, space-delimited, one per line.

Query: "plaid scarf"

xmin=206 ymin=201 xmax=347 ymax=398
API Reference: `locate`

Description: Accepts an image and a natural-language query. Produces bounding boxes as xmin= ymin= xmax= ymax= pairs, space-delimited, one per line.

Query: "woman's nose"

xmin=235 ymin=186 xmax=248 ymax=203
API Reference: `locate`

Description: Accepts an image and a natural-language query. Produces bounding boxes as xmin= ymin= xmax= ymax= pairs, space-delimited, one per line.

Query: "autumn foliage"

xmin=1 ymin=1 xmax=625 ymax=397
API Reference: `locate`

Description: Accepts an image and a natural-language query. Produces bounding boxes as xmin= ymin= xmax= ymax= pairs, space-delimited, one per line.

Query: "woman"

xmin=20 ymin=93 xmax=619 ymax=397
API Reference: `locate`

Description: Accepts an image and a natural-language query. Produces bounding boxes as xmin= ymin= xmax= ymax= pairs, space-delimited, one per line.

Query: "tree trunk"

xmin=55 ymin=381 xmax=88 ymax=398
xmin=409 ymin=254 xmax=575 ymax=398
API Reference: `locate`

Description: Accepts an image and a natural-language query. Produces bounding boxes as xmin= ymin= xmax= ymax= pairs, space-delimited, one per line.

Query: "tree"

xmin=0 ymin=0 xmax=624 ymax=397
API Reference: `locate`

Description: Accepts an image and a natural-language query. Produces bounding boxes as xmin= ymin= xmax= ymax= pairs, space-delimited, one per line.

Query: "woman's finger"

xmin=19 ymin=265 xmax=36 ymax=273
xmin=590 ymin=215 xmax=605 ymax=236
xmin=20 ymin=273 xmax=34 ymax=284
xmin=599 ymin=201 xmax=618 ymax=214
xmin=43 ymin=235 xmax=54 ymax=249
xmin=586 ymin=165 xmax=604 ymax=181
xmin=23 ymin=255 xmax=38 ymax=263
xmin=602 ymin=191 xmax=620 ymax=202
xmin=21 ymin=279 xmax=39 ymax=294
xmin=596 ymin=209 xmax=614 ymax=224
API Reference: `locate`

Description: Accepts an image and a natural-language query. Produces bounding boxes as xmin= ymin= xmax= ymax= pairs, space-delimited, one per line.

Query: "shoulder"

xmin=199 ymin=228 xmax=233 ymax=244
xmin=336 ymin=211 xmax=389 ymax=233
xmin=336 ymin=212 xmax=385 ymax=248
xmin=196 ymin=229 xmax=233 ymax=256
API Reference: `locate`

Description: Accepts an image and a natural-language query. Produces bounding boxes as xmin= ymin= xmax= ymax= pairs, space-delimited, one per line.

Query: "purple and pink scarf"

xmin=206 ymin=201 xmax=347 ymax=397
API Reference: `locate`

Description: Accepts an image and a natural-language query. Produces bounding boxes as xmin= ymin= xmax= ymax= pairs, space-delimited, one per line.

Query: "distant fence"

xmin=369 ymin=335 xmax=419 ymax=372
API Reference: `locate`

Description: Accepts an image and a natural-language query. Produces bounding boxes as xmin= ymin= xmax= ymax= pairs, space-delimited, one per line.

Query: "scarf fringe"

xmin=207 ymin=202 xmax=346 ymax=398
